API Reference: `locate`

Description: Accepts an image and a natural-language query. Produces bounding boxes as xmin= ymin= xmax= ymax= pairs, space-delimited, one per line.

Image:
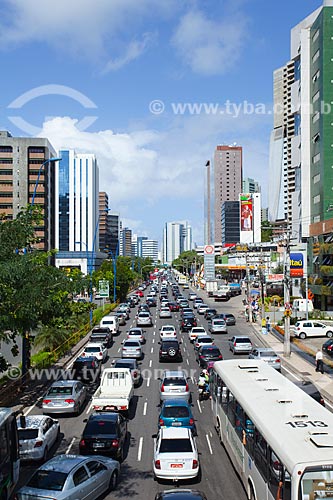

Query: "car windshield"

xmin=73 ymin=361 xmax=94 ymax=369
xmin=159 ymin=438 xmax=193 ymax=453
xmin=84 ymin=420 xmax=117 ymax=435
xmin=260 ymin=350 xmax=276 ymax=357
xmin=213 ymin=321 xmax=225 ymax=325
xmin=128 ymin=331 xmax=142 ymax=336
xmin=162 ymin=327 xmax=175 ymax=332
xmin=124 ymin=341 xmax=140 ymax=347
xmin=202 ymin=347 xmax=220 ymax=354
xmin=85 ymin=346 xmax=101 ymax=352
xmin=162 ymin=342 xmax=179 ymax=348
xmin=163 ymin=407 xmax=189 ymax=418
xmin=163 ymin=378 xmax=186 ymax=386
xmin=236 ymin=338 xmax=251 ymax=343
xmin=48 ymin=387 xmax=72 ymax=395
xmin=18 ymin=429 xmax=39 ymax=440
xmin=139 ymin=313 xmax=150 ymax=317
xmin=114 ymin=361 xmax=135 ymax=369
xmin=27 ymin=470 xmax=67 ymax=491
xmin=198 ymin=338 xmax=212 ymax=344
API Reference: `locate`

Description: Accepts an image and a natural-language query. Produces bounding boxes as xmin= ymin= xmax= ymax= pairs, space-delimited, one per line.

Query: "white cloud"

xmin=103 ymin=32 xmax=156 ymax=73
xmin=171 ymin=9 xmax=248 ymax=76
xmin=0 ymin=0 xmax=176 ymax=69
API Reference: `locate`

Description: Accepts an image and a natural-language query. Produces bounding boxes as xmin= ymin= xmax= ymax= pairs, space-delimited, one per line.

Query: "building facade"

xmin=119 ymin=227 xmax=132 ymax=257
xmin=163 ymin=222 xmax=185 ymax=264
xmin=142 ymin=239 xmax=159 ymax=262
xmin=213 ymin=145 xmax=243 ymax=243
xmin=221 ymin=201 xmax=240 ymax=245
xmin=242 ymin=177 xmax=261 ymax=194
xmin=0 ymin=130 xmax=57 ymax=251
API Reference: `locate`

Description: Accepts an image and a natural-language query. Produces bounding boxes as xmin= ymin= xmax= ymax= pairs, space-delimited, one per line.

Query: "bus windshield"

xmin=301 ymin=469 xmax=333 ymax=499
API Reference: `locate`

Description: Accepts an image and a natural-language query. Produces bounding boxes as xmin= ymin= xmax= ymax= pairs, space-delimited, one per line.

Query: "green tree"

xmin=261 ymin=220 xmax=273 ymax=243
xmin=172 ymin=250 xmax=203 ymax=275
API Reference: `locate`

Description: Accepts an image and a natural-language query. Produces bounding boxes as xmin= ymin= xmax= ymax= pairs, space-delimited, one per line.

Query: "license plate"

xmin=171 ymin=463 xmax=183 ymax=468
xmin=93 ymin=443 xmax=105 ymax=448
xmin=172 ymin=422 xmax=182 ymax=426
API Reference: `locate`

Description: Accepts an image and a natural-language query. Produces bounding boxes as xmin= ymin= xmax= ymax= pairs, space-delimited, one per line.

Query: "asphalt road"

xmin=17 ymin=282 xmax=271 ymax=500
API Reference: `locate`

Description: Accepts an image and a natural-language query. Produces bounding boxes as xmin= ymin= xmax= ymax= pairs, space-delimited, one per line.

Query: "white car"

xmin=153 ymin=427 xmax=199 ymax=481
xmin=197 ymin=304 xmax=209 ymax=315
xmin=136 ymin=311 xmax=153 ymax=327
xmin=194 ymin=335 xmax=215 ymax=351
xmin=193 ymin=299 xmax=204 ymax=309
xmin=160 ymin=325 xmax=177 ymax=340
xmin=188 ymin=326 xmax=207 ymax=343
xmin=188 ymin=292 xmax=197 ymax=301
xmin=82 ymin=342 xmax=107 ymax=362
xmin=17 ymin=415 xmax=60 ymax=462
xmin=160 ymin=307 xmax=172 ymax=319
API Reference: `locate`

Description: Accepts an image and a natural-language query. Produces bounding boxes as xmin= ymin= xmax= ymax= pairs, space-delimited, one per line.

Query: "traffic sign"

xmin=284 ymin=309 xmax=292 ymax=317
xmin=284 ymin=302 xmax=291 ymax=310
xmin=204 ymin=245 xmax=214 ymax=255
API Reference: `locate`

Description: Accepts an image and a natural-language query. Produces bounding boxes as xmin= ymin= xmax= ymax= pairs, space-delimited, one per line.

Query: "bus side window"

xmin=244 ymin=414 xmax=255 ymax=457
xmin=254 ymin=430 xmax=268 ymax=480
xmin=0 ymin=423 xmax=9 ymax=462
xmin=227 ymin=391 xmax=236 ymax=426
xmin=283 ymin=468 xmax=291 ymax=500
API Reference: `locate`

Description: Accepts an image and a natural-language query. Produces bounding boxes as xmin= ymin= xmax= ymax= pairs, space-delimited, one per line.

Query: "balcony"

xmin=320 ymin=265 xmax=333 ymax=276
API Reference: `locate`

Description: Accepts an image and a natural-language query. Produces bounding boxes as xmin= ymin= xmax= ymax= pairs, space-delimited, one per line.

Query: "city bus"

xmin=0 ymin=407 xmax=20 ymax=499
xmin=210 ymin=359 xmax=333 ymax=500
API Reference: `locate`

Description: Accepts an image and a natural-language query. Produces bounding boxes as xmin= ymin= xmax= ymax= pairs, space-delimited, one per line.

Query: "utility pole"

xmin=284 ymin=233 xmax=291 ymax=357
xmin=245 ymin=252 xmax=252 ymax=322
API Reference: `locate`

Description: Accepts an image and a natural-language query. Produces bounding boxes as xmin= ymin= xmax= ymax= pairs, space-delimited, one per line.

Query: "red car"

xmin=168 ymin=301 xmax=180 ymax=312
xmin=135 ymin=290 xmax=144 ymax=297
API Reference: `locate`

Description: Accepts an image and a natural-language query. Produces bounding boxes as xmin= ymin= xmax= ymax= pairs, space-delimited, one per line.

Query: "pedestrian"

xmin=315 ymin=349 xmax=324 ymax=374
xmin=261 ymin=317 xmax=267 ymax=335
xmin=266 ymin=316 xmax=271 ymax=333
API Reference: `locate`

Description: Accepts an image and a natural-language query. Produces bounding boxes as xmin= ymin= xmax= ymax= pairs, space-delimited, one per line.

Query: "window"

xmin=73 ymin=466 xmax=89 ymax=486
xmin=268 ymin=449 xmax=283 ymax=498
xmin=86 ymin=460 xmax=107 ymax=476
xmin=312 ymin=70 xmax=320 ymax=83
xmin=0 ymin=159 xmax=13 ymax=164
xmin=313 ymin=91 xmax=320 ymax=103
xmin=254 ymin=431 xmax=268 ymax=479
xmin=0 ymin=146 xmax=12 ymax=152
xmin=0 ymin=424 xmax=9 ymax=462
xmin=313 ymin=153 xmax=321 ymax=164
xmin=312 ymin=29 xmax=319 ymax=43
xmin=314 ymin=194 xmax=320 ymax=204
xmin=312 ymin=50 xmax=320 ymax=63
xmin=313 ymin=174 xmax=320 ymax=184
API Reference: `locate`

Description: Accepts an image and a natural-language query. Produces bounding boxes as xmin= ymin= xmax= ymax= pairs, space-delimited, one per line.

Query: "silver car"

xmin=126 ymin=327 xmax=146 ymax=344
xmin=15 ymin=454 xmax=120 ymax=499
xmin=17 ymin=415 xmax=60 ymax=462
xmin=136 ymin=311 xmax=153 ymax=327
xmin=248 ymin=347 xmax=281 ymax=371
xmin=229 ymin=335 xmax=253 ymax=354
xmin=159 ymin=307 xmax=172 ymax=319
xmin=42 ymin=380 xmax=87 ymax=415
xmin=121 ymin=339 xmax=142 ymax=359
xmin=209 ymin=318 xmax=228 ymax=334
xmin=159 ymin=370 xmax=190 ymax=403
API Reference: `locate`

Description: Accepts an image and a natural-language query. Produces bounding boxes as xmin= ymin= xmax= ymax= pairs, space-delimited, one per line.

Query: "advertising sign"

xmin=290 ymin=253 xmax=304 ymax=278
xmin=240 ymin=194 xmax=253 ymax=232
xmin=98 ymin=279 xmax=109 ymax=297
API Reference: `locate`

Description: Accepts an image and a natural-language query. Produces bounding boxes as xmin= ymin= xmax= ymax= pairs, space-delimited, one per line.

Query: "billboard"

xmin=240 ymin=194 xmax=253 ymax=231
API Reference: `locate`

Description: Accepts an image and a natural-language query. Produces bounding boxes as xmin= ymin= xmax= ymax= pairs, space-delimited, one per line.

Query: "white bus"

xmin=210 ymin=359 xmax=333 ymax=500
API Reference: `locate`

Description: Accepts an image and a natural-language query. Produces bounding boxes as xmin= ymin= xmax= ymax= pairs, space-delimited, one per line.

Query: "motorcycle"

xmin=198 ymin=382 xmax=210 ymax=401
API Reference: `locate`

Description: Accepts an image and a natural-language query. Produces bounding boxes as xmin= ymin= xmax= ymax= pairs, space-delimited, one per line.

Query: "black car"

xmin=72 ymin=356 xmax=101 ymax=383
xmin=204 ymin=308 xmax=217 ymax=320
xmin=181 ymin=316 xmax=197 ymax=332
xmin=159 ymin=340 xmax=183 ymax=362
xmin=196 ymin=345 xmax=223 ymax=367
xmin=155 ymin=490 xmax=208 ymax=500
xmin=89 ymin=327 xmax=112 ymax=347
xmin=146 ymin=297 xmax=157 ymax=307
xmin=323 ymin=338 xmax=333 ymax=356
xmin=293 ymin=380 xmax=325 ymax=406
xmin=79 ymin=412 xmax=128 ymax=460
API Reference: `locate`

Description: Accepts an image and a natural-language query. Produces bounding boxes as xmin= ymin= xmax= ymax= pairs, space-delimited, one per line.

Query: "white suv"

xmin=292 ymin=320 xmax=333 ymax=339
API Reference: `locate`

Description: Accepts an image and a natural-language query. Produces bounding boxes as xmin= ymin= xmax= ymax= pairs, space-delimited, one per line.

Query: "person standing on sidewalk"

xmin=266 ymin=316 xmax=271 ymax=333
xmin=315 ymin=349 xmax=324 ymax=374
xmin=261 ymin=317 xmax=267 ymax=335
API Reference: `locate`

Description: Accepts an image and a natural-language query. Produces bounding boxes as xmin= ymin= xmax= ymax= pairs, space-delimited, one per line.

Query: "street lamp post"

xmin=31 ymin=157 xmax=62 ymax=206
xmin=105 ymin=240 xmax=119 ymax=304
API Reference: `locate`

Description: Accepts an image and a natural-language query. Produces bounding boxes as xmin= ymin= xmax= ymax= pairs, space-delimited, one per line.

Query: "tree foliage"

xmin=172 ymin=250 xmax=203 ymax=275
xmin=261 ymin=220 xmax=273 ymax=243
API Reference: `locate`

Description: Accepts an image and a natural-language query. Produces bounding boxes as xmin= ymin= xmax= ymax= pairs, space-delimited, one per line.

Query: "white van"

xmin=292 ymin=299 xmax=314 ymax=313
xmin=100 ymin=315 xmax=119 ymax=335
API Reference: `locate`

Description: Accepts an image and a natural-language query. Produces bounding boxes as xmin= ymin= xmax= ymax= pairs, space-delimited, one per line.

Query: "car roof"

xmin=74 ymin=356 xmax=98 ymax=362
xmin=49 ymin=380 xmax=78 ymax=387
xmin=160 ymin=427 xmax=191 ymax=439
xmin=253 ymin=347 xmax=277 ymax=353
xmin=129 ymin=327 xmax=143 ymax=332
xmin=196 ymin=335 xmax=212 ymax=340
xmin=163 ymin=370 xmax=186 ymax=378
xmin=40 ymin=454 xmax=89 ymax=473
xmin=88 ymin=412 xmax=118 ymax=422
xmin=161 ymin=325 xmax=176 ymax=329
xmin=17 ymin=415 xmax=47 ymax=429
xmin=162 ymin=399 xmax=190 ymax=407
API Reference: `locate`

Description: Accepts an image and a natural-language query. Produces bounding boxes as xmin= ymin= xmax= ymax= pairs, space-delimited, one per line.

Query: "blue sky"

xmin=0 ymin=0 xmax=324 ymax=246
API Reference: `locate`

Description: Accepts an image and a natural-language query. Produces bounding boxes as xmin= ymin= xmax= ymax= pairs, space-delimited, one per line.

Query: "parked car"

xmin=197 ymin=304 xmax=209 ymax=315
xmin=196 ymin=345 xmax=223 ymax=367
xmin=42 ymin=380 xmax=87 ymax=415
xmin=15 ymin=454 xmax=120 ymax=499
xmin=248 ymin=347 xmax=281 ymax=371
xmin=136 ymin=311 xmax=153 ymax=327
xmin=82 ymin=342 xmax=107 ymax=363
xmin=160 ymin=307 xmax=172 ymax=319
xmin=155 ymin=490 xmax=207 ymax=500
xmin=17 ymin=415 xmax=60 ymax=462
xmin=153 ymin=427 xmax=199 ymax=481
xmin=121 ymin=340 xmax=142 ymax=359
xmin=194 ymin=335 xmax=214 ymax=351
xmin=113 ymin=358 xmax=141 ymax=386
xmin=159 ymin=370 xmax=190 ymax=403
xmin=209 ymin=318 xmax=228 ymax=334
xmin=229 ymin=335 xmax=253 ymax=355
xmin=158 ymin=400 xmax=196 ymax=433
xmin=322 ymin=338 xmax=333 ymax=356
xmin=204 ymin=308 xmax=217 ymax=320
xmin=181 ymin=317 xmax=197 ymax=332
xmin=72 ymin=356 xmax=102 ymax=383
xmin=160 ymin=325 xmax=177 ymax=340
xmin=292 ymin=320 xmax=333 ymax=339
xmin=188 ymin=327 xmax=207 ymax=343
xmin=159 ymin=340 xmax=183 ymax=362
xmin=126 ymin=327 xmax=146 ymax=344
xmin=79 ymin=412 xmax=127 ymax=461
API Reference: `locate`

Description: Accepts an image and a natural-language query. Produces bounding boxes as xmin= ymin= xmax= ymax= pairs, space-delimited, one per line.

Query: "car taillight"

xmin=65 ymin=399 xmax=75 ymax=404
xmin=185 ymin=383 xmax=189 ymax=391
xmin=276 ymin=358 xmax=280 ymax=363
xmin=43 ymin=399 xmax=51 ymax=404
xmin=320 ymin=398 xmax=325 ymax=406
xmin=234 ymin=342 xmax=237 ymax=346
xmin=218 ymin=355 xmax=222 ymax=359
xmin=120 ymin=405 xmax=127 ymax=410
xmin=111 ymin=439 xmax=119 ymax=448
xmin=192 ymin=459 xmax=198 ymax=469
xmin=200 ymin=355 xmax=204 ymax=359
xmin=161 ymin=384 xmax=165 ymax=392
xmin=82 ymin=352 xmax=86 ymax=356
xmin=79 ymin=439 xmax=86 ymax=447
xmin=133 ymin=371 xmax=138 ymax=377
xmin=155 ymin=460 xmax=161 ymax=469
xmin=189 ymin=418 xmax=194 ymax=425
xmin=34 ymin=440 xmax=43 ymax=448
xmin=159 ymin=419 xmax=164 ymax=426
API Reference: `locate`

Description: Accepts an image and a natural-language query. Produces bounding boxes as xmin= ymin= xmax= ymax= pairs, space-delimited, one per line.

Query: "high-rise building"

xmin=181 ymin=221 xmax=192 ymax=251
xmin=221 ymin=201 xmax=240 ymax=245
xmin=136 ymin=236 xmax=148 ymax=257
xmin=108 ymin=212 xmax=119 ymax=255
xmin=0 ymin=130 xmax=57 ymax=251
xmin=119 ymin=227 xmax=132 ymax=256
xmin=55 ymin=149 xmax=100 ymax=273
xmin=204 ymin=160 xmax=212 ymax=244
xmin=213 ymin=145 xmax=243 ymax=243
xmin=243 ymin=177 xmax=261 ymax=194
xmin=99 ymin=192 xmax=111 ymax=253
xmin=142 ymin=239 xmax=159 ymax=261
xmin=163 ymin=222 xmax=186 ymax=264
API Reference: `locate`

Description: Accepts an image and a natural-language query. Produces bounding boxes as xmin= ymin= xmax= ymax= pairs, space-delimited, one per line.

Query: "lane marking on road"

xmin=186 ymin=358 xmax=189 ymax=365
xmin=183 ymin=345 xmax=186 ymax=352
xmin=143 ymin=401 xmax=147 ymax=416
xmin=151 ymin=347 xmax=154 ymax=353
xmin=86 ymin=402 xmax=92 ymax=414
xmin=149 ymin=359 xmax=152 ymax=368
xmin=147 ymin=377 xmax=151 ymax=387
xmin=138 ymin=437 xmax=143 ymax=461
xmin=117 ymin=348 xmax=120 ymax=352
xmin=209 ymin=431 xmax=213 ymax=438
xmin=206 ymin=434 xmax=213 ymax=455
xmin=153 ymin=331 xmax=156 ymax=336
xmin=196 ymin=400 xmax=202 ymax=413
xmin=282 ymin=365 xmax=302 ymax=381
xmin=152 ymin=338 xmax=155 ymax=344
xmin=191 ymin=376 xmax=195 ymax=384
xmin=66 ymin=437 xmax=76 ymax=455
xmin=24 ymin=397 xmax=43 ymax=416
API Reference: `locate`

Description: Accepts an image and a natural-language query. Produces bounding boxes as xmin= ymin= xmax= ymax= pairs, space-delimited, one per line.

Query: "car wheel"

xmin=327 ymin=331 xmax=333 ymax=338
xmin=299 ymin=332 xmax=306 ymax=340
xmin=108 ymin=471 xmax=118 ymax=491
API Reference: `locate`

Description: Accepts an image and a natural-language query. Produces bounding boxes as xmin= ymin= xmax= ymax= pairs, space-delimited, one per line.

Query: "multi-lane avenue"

xmin=16 ymin=279 xmax=271 ymax=499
